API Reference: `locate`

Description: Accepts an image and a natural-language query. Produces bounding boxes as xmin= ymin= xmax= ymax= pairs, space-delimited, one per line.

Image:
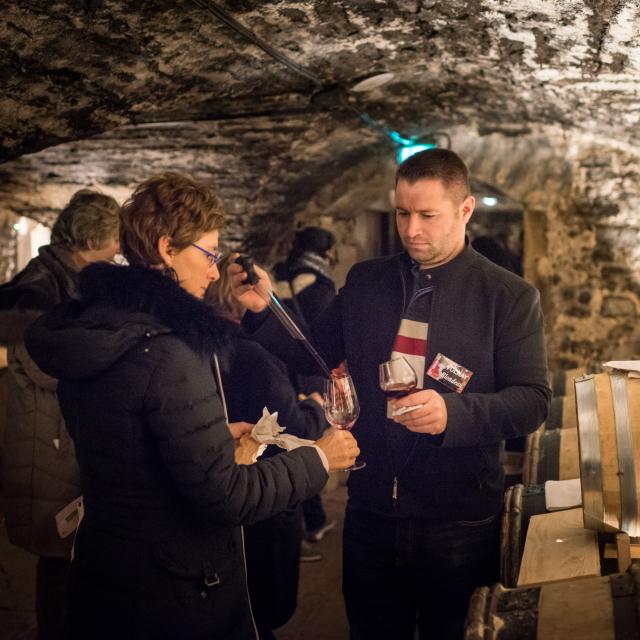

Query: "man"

xmin=230 ymin=149 xmax=551 ymax=639
xmin=0 ymin=190 xmax=120 ymax=640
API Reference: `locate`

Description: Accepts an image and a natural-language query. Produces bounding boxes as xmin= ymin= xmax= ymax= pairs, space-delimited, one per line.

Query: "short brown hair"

xmin=50 ymin=190 xmax=120 ymax=250
xmin=120 ymin=172 xmax=225 ymax=267
xmin=396 ymin=149 xmax=470 ymax=203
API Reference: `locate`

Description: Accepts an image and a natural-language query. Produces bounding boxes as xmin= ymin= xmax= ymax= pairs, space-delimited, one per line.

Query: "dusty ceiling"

xmin=2 ymin=0 xmax=640 ymax=164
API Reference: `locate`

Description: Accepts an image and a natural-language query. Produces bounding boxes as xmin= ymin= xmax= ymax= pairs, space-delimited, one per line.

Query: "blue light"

xmin=481 ymin=196 xmax=498 ymax=207
xmin=397 ymin=143 xmax=437 ymax=164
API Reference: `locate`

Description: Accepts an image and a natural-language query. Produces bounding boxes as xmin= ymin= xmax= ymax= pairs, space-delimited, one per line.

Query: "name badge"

xmin=55 ymin=496 xmax=84 ymax=539
xmin=426 ymin=353 xmax=473 ymax=393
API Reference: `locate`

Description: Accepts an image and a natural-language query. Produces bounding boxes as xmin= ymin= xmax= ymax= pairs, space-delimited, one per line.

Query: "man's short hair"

xmin=395 ymin=149 xmax=471 ymax=203
xmin=120 ymin=172 xmax=225 ymax=268
xmin=51 ymin=190 xmax=120 ymax=250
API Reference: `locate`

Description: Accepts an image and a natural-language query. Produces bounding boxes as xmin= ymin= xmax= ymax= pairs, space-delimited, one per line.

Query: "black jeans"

xmin=342 ymin=506 xmax=499 ymax=640
xmin=36 ymin=556 xmax=70 ymax=640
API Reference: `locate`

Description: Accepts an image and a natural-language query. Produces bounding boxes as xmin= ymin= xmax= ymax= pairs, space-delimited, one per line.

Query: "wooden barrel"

xmin=551 ymin=367 xmax=586 ymax=397
xmin=500 ymin=483 xmax=546 ymax=588
xmin=524 ymin=426 xmax=580 ymax=485
xmin=523 ymin=426 xmax=580 ymax=485
xmin=575 ymin=372 xmax=640 ymax=536
xmin=545 ymin=394 xmax=578 ymax=430
xmin=465 ymin=565 xmax=640 ymax=640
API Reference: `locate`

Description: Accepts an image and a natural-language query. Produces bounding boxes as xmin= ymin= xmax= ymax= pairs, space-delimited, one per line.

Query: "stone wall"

xmin=454 ymin=127 xmax=640 ymax=371
xmin=0 ymin=211 xmax=17 ymax=283
xmin=1 ymin=120 xmax=639 ymax=372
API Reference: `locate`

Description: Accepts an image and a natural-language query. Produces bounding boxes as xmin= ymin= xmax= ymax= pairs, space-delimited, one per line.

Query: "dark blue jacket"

xmin=245 ymin=245 xmax=551 ymax=522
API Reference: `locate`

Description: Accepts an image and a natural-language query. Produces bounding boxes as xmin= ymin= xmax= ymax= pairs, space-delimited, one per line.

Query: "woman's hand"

xmin=227 ymin=253 xmax=273 ymax=313
xmin=235 ymin=434 xmax=262 ymax=465
xmin=228 ymin=421 xmax=253 ymax=440
xmin=315 ymin=428 xmax=360 ymax=471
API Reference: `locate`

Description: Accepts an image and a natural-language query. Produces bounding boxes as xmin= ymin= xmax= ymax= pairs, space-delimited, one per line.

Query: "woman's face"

xmin=171 ymin=230 xmax=221 ymax=299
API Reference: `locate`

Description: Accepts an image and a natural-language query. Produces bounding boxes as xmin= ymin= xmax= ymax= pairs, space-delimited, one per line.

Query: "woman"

xmin=206 ymin=257 xmax=328 ymax=639
xmin=0 ymin=189 xmax=120 ymax=640
xmin=25 ymin=173 xmax=358 ymax=640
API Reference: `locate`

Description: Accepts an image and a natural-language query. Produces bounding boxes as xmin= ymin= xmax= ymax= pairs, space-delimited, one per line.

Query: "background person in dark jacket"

xmin=24 ymin=172 xmax=359 ymax=640
xmin=273 ymin=226 xmax=338 ymax=544
xmin=229 ymin=149 xmax=551 ymax=640
xmin=0 ymin=189 xmax=120 ymax=640
xmin=207 ymin=258 xmax=327 ymax=639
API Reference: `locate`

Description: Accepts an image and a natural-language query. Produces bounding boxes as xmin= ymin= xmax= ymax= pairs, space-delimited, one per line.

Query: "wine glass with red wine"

xmin=379 ymin=357 xmax=418 ymax=399
xmin=323 ymin=374 xmax=365 ymax=471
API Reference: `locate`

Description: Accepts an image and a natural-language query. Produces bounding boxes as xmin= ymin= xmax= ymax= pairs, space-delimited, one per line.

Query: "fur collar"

xmin=78 ymin=262 xmax=233 ymax=356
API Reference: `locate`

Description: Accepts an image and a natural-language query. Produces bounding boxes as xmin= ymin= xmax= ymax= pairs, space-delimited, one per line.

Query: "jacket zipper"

xmin=392 ymin=476 xmax=398 ymax=502
xmin=240 ymin=525 xmax=259 ymax=639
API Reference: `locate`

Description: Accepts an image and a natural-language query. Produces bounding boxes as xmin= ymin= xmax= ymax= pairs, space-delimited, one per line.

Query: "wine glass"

xmin=379 ymin=357 xmax=422 ymax=416
xmin=323 ymin=374 xmax=365 ymax=471
xmin=379 ymin=357 xmax=418 ymax=398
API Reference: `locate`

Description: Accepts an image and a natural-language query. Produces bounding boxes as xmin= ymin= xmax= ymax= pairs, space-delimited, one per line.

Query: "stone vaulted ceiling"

xmin=2 ymin=0 xmax=640 ymax=164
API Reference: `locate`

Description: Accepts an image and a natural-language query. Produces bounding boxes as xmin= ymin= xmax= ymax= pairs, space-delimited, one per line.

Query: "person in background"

xmin=206 ymin=255 xmax=327 ymax=639
xmin=0 ymin=190 xmax=120 ymax=640
xmin=24 ymin=172 xmax=358 ymax=639
xmin=229 ymin=149 xmax=551 ymax=640
xmin=273 ymin=226 xmax=338 ymax=544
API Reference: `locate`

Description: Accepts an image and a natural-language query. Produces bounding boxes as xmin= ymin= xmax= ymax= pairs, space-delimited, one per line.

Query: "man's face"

xmin=395 ymin=178 xmax=474 ymax=269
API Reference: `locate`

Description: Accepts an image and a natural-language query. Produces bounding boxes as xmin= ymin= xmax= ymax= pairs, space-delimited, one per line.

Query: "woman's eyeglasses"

xmin=191 ymin=243 xmax=223 ymax=268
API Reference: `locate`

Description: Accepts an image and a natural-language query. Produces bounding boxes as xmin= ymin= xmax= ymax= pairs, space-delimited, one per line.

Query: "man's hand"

xmin=228 ymin=421 xmax=253 ymax=441
xmin=390 ymin=389 xmax=448 ymax=435
xmin=235 ymin=434 xmax=262 ymax=465
xmin=227 ymin=253 xmax=272 ymax=313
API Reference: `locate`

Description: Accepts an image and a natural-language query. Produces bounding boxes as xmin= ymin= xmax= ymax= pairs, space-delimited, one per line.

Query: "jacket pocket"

xmin=153 ymin=540 xmax=227 ymax=586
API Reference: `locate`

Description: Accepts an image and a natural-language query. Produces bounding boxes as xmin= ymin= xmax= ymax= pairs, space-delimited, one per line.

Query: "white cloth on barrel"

xmin=603 ymin=360 xmax=640 ymax=377
xmin=545 ymin=478 xmax=582 ymax=511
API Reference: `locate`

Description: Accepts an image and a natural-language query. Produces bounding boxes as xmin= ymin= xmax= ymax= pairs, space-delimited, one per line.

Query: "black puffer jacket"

xmin=0 ymin=245 xmax=81 ymax=557
xmin=25 ymin=263 xmax=328 ymax=640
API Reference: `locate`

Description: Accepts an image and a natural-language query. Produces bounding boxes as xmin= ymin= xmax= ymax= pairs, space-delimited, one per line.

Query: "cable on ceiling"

xmin=190 ymin=0 xmax=323 ymax=89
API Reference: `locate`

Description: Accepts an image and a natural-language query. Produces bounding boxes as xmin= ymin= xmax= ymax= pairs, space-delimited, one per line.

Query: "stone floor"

xmin=0 ymin=477 xmax=349 ymax=640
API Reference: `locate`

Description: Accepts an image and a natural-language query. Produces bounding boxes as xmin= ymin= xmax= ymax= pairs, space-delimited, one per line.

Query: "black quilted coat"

xmin=25 ymin=262 xmax=328 ymax=640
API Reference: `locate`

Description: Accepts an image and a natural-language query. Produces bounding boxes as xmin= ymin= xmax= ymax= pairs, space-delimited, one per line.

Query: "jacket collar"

xmin=78 ymin=262 xmax=232 ymax=356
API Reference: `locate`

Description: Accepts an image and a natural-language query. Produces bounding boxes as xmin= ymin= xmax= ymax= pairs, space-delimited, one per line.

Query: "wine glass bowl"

xmin=379 ymin=357 xmax=418 ymax=398
xmin=323 ymin=374 xmax=365 ymax=471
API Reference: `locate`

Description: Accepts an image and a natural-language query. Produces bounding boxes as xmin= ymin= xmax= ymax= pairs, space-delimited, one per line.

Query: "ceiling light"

xmin=351 ymin=72 xmax=395 ymax=93
xmin=482 ymin=196 xmax=498 ymax=207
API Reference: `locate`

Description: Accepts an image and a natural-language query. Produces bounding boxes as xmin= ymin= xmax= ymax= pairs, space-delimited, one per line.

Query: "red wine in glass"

xmin=379 ymin=357 xmax=418 ymax=398
xmin=383 ymin=382 xmax=417 ymax=400
xmin=323 ymin=374 xmax=365 ymax=471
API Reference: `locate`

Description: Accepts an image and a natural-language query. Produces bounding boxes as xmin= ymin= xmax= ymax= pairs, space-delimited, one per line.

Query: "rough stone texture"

xmin=2 ymin=1 xmax=640 ymax=370
xmin=3 ymin=1 xmax=640 ymax=161
xmin=0 ymin=213 xmax=18 ymax=283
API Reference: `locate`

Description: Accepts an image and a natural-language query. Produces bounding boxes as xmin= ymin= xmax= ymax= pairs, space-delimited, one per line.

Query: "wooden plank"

xmin=603 ymin=542 xmax=640 ymax=560
xmin=517 ymin=508 xmax=600 ymax=587
xmin=537 ymin=576 xmax=615 ymax=640
xmin=615 ymin=532 xmax=631 ymax=572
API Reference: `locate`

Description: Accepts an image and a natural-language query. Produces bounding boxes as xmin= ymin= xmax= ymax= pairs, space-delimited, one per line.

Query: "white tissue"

xmin=250 ymin=407 xmax=315 ymax=461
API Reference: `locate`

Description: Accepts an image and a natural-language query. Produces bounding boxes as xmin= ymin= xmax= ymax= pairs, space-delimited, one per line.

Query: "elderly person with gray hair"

xmin=0 ymin=189 xmax=120 ymax=640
